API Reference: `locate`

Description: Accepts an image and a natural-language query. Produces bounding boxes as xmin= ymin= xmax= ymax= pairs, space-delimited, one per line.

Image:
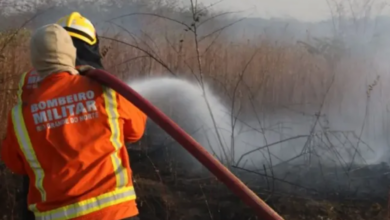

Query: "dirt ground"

xmin=0 ymin=150 xmax=388 ymax=220
xmin=131 ymin=148 xmax=389 ymax=220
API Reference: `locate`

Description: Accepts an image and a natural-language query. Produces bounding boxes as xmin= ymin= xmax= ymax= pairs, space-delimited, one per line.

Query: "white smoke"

xmin=127 ymin=75 xmax=384 ymax=169
xmin=126 ymin=74 xmax=390 ymax=198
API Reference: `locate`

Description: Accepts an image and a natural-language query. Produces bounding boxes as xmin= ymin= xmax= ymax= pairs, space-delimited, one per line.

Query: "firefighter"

xmin=1 ymin=24 xmax=146 ymax=220
xmin=18 ymin=12 xmax=107 ymax=220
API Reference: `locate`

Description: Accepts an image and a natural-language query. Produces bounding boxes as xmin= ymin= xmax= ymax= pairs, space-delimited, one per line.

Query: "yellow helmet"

xmin=56 ymin=12 xmax=97 ymax=45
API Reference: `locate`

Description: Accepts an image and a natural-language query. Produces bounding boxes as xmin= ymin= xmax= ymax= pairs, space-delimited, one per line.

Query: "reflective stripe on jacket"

xmin=2 ymin=72 xmax=147 ymax=219
xmin=18 ymin=69 xmax=39 ymax=102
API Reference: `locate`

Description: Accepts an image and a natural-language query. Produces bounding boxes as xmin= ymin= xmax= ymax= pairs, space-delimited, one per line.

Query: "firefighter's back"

xmin=21 ymin=72 xmax=138 ymax=219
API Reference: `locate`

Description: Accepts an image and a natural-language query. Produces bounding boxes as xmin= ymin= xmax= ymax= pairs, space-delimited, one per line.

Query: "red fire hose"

xmin=85 ymin=69 xmax=284 ymax=220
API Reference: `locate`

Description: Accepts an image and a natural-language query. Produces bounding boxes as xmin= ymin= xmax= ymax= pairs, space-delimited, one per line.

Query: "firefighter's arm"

xmin=1 ymin=113 xmax=27 ymax=175
xmin=117 ymin=94 xmax=147 ymax=144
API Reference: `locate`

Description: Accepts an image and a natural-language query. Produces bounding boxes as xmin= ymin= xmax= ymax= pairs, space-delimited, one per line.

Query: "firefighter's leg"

xmin=22 ymin=175 xmax=35 ymax=220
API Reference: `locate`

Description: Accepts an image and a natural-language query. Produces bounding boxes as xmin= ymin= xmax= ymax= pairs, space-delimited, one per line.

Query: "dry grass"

xmin=0 ymin=10 xmax=388 ymax=219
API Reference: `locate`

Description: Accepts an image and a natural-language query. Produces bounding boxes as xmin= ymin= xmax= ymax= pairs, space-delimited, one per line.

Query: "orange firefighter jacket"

xmin=17 ymin=66 xmax=91 ymax=102
xmin=1 ymin=71 xmax=147 ymax=220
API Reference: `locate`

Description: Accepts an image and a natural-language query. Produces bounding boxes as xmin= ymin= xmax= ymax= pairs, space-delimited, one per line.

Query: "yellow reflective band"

xmin=32 ymin=186 xmax=136 ymax=220
xmin=102 ymin=87 xmax=128 ymax=188
xmin=12 ymin=104 xmax=47 ymax=201
xmin=67 ymin=32 xmax=96 ymax=45
xmin=67 ymin=24 xmax=95 ymax=41
xmin=17 ymin=71 xmax=28 ymax=102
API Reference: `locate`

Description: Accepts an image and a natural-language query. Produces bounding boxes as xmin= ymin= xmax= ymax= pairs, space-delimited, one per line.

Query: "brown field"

xmin=0 ymin=7 xmax=389 ymax=219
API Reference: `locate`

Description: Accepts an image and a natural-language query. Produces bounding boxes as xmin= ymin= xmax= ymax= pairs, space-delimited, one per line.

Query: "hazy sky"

xmin=193 ymin=0 xmax=390 ymax=22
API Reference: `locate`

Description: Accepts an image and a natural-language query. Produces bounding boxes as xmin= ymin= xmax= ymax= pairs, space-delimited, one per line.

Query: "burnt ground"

xmin=130 ymin=145 xmax=389 ymax=220
xmin=0 ymin=146 xmax=389 ymax=220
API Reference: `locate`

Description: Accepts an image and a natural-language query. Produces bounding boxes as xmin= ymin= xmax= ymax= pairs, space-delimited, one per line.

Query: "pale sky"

xmin=191 ymin=0 xmax=390 ymax=22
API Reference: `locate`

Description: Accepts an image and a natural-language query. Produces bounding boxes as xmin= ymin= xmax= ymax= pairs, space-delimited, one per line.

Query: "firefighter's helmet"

xmin=57 ymin=12 xmax=97 ymax=45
